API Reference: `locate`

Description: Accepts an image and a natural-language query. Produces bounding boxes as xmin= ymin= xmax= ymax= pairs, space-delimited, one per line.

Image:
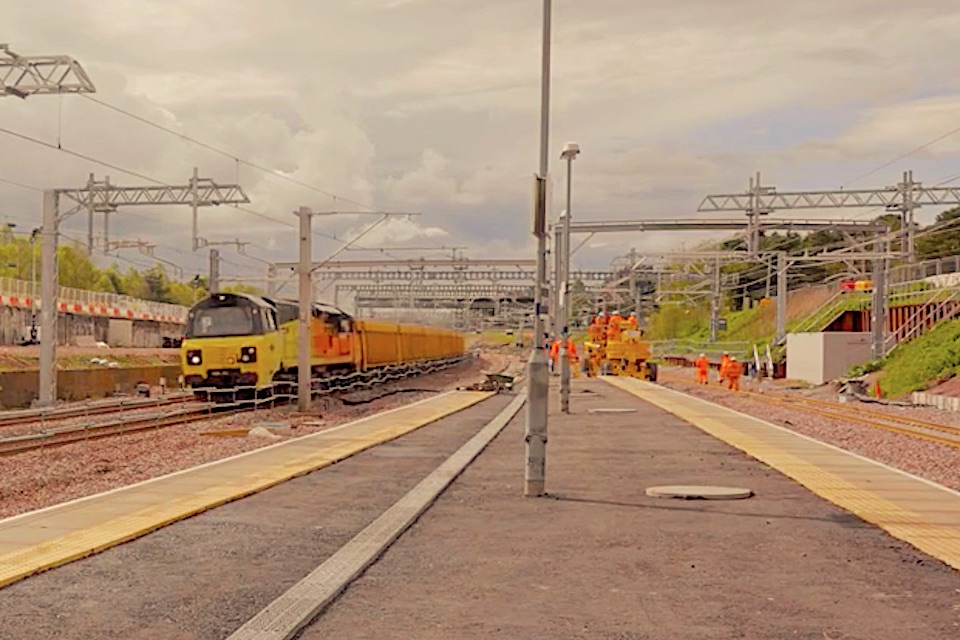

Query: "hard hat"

xmin=699 ymin=353 xmax=705 ymax=357
xmin=723 ymin=351 xmax=729 ymax=355
xmin=731 ymin=357 xmax=737 ymax=361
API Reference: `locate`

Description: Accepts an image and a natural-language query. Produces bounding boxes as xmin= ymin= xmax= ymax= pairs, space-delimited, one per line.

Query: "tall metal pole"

xmin=39 ymin=191 xmax=59 ymax=406
xmin=551 ymin=223 xmax=562 ymax=338
xmin=102 ymin=209 xmax=110 ymax=253
xmin=560 ymin=152 xmax=574 ymax=414
xmin=710 ymin=258 xmax=720 ymax=342
xmin=209 ymin=249 xmax=220 ymax=293
xmin=266 ymin=264 xmax=278 ymax=298
xmin=872 ymin=252 xmax=887 ymax=359
xmin=525 ymin=0 xmax=551 ymax=498
xmin=297 ymin=207 xmax=313 ymax=413
xmin=86 ymin=173 xmax=95 ymax=255
xmin=775 ymin=251 xmax=787 ymax=344
xmin=190 ymin=166 xmax=199 ymax=251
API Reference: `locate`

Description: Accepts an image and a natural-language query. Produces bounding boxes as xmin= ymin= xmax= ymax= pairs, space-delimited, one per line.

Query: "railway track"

xmin=659 ymin=369 xmax=960 ymax=450
xmin=0 ymin=393 xmax=197 ymax=429
xmin=0 ymin=356 xmax=466 ymax=456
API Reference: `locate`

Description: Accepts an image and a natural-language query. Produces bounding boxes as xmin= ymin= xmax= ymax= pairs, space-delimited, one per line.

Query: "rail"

xmin=0 ymin=356 xmax=466 ymax=455
xmin=649 ymin=340 xmax=751 ymax=359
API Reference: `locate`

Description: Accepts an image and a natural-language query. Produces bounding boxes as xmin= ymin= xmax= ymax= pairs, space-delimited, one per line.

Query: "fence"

xmin=0 ymin=276 xmax=188 ymax=324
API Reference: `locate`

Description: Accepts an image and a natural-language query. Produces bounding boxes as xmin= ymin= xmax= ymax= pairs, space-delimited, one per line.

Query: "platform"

xmin=2 ymin=380 xmax=959 ymax=639
xmin=604 ymin=375 xmax=960 ymax=571
xmin=0 ymin=390 xmax=492 ymax=589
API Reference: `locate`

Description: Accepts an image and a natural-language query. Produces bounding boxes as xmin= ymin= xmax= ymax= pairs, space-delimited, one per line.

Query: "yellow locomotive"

xmin=180 ymin=292 xmax=464 ymax=389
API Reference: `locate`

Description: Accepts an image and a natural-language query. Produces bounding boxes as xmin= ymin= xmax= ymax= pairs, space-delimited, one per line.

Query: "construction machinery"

xmin=583 ymin=319 xmax=658 ymax=381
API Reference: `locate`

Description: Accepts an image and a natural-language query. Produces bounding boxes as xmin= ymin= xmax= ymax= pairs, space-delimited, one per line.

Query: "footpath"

xmin=303 ymin=377 xmax=960 ymax=640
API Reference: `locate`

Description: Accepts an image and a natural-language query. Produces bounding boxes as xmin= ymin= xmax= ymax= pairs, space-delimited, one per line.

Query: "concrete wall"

xmin=786 ymin=332 xmax=872 ymax=385
xmin=0 ymin=365 xmax=183 ymax=408
xmin=0 ymin=307 xmax=181 ymax=347
xmin=108 ymin=319 xmax=134 ymax=347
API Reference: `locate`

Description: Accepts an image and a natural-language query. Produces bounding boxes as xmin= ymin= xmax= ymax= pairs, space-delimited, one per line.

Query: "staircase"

xmin=883 ymin=289 xmax=960 ymax=355
xmin=790 ymin=290 xmax=866 ymax=335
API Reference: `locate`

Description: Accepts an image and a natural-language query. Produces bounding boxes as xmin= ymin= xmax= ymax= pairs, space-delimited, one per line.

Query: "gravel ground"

xmin=0 ymin=397 xmax=199 ymax=438
xmin=0 ymin=353 xmax=515 ymax=519
xmin=659 ymin=368 xmax=960 ymax=490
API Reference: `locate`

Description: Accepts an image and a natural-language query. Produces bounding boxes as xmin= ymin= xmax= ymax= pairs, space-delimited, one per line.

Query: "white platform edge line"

xmin=0 ymin=390 xmax=463 ymax=527
xmin=604 ymin=377 xmax=960 ymax=500
xmin=226 ymin=393 xmax=527 ymax=640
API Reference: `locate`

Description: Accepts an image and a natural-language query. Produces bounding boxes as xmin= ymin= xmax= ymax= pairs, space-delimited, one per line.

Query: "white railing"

xmin=0 ymin=276 xmax=188 ymax=323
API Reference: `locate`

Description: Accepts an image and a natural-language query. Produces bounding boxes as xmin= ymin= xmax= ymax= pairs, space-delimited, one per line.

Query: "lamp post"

xmin=559 ymin=142 xmax=579 ymax=414
xmin=29 ymin=228 xmax=39 ymax=343
xmin=525 ymin=0 xmax=552 ymax=498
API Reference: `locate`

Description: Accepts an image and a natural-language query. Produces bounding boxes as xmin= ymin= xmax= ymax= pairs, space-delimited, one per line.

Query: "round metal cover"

xmin=646 ymin=485 xmax=753 ymax=500
xmin=587 ymin=408 xmax=637 ymax=414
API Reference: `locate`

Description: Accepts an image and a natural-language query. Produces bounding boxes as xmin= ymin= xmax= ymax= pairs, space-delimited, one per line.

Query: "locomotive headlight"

xmin=240 ymin=346 xmax=257 ymax=363
xmin=187 ymin=350 xmax=202 ymax=366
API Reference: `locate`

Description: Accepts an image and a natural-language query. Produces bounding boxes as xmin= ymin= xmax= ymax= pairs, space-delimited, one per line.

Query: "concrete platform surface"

xmin=298 ymin=378 xmax=960 ymax=640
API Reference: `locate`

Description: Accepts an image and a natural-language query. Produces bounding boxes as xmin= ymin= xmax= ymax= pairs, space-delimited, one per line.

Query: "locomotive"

xmin=180 ymin=292 xmax=464 ymax=389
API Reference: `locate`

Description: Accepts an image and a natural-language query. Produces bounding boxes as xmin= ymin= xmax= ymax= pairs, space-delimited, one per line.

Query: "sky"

xmin=4 ymin=0 xmax=960 ymax=288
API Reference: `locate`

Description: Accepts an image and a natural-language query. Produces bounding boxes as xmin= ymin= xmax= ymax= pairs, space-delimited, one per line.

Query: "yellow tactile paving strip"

xmin=0 ymin=391 xmax=493 ymax=589
xmin=602 ymin=376 xmax=960 ymax=571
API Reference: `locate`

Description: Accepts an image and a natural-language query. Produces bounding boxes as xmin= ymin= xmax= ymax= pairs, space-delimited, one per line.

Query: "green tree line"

xmin=0 ymin=229 xmax=260 ymax=306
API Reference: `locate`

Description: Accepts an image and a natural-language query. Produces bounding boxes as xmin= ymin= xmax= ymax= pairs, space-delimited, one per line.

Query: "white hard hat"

xmin=699 ymin=353 xmax=705 ymax=357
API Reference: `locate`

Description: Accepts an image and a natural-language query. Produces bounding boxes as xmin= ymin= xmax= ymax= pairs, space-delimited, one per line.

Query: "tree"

xmin=917 ymin=206 xmax=960 ymax=260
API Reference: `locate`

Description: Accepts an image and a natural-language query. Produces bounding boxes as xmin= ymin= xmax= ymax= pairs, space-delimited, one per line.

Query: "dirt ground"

xmin=2 ymin=378 xmax=958 ymax=639
xmin=303 ymin=379 xmax=960 ymax=640
xmin=0 ymin=394 xmax=517 ymax=640
xmin=0 ymin=352 xmax=515 ymax=518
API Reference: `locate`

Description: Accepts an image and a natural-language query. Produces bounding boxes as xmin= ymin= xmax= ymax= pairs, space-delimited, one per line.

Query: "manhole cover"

xmin=646 ymin=485 xmax=753 ymax=500
xmin=587 ymin=408 xmax=637 ymax=414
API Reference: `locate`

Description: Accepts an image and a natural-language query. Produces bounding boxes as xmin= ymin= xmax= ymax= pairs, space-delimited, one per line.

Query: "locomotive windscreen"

xmin=185 ymin=295 xmax=268 ymax=338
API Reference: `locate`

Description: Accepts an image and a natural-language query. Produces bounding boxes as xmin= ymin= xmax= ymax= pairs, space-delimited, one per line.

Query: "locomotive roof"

xmin=268 ymin=298 xmax=353 ymax=318
xmin=191 ymin=293 xmax=352 ymax=319
xmin=191 ymin=292 xmax=275 ymax=310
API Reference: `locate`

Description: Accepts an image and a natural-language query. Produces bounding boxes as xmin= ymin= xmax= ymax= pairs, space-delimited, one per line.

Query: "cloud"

xmin=5 ymin=0 xmax=960 ymax=280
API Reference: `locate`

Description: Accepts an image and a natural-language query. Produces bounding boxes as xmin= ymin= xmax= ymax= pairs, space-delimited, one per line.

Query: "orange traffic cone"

xmin=874 ymin=381 xmax=883 ymax=399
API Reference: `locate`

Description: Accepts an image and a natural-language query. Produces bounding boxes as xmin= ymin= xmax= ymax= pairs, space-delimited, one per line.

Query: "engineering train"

xmin=180 ymin=292 xmax=464 ymax=389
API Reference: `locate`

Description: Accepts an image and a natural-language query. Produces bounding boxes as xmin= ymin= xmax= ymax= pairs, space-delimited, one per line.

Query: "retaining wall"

xmin=0 ymin=365 xmax=183 ymax=408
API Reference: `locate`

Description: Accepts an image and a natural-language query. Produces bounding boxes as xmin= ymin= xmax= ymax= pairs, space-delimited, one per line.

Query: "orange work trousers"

xmin=696 ymin=368 xmax=708 ymax=384
xmin=727 ymin=376 xmax=740 ymax=391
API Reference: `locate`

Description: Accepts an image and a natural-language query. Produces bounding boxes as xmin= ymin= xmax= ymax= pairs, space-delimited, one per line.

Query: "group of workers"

xmin=589 ymin=310 xmax=639 ymax=341
xmin=693 ymin=352 xmax=742 ymax=391
xmin=549 ymin=309 xmax=641 ymax=373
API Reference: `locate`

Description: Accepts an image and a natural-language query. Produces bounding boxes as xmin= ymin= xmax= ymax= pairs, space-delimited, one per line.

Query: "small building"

xmin=786 ymin=332 xmax=871 ymax=386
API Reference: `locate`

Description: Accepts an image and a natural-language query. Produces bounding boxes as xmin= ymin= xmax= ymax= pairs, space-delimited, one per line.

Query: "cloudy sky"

xmin=4 ymin=0 xmax=960 ymax=286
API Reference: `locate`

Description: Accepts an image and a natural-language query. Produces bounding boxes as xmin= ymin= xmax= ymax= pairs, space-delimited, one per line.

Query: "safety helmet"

xmin=699 ymin=353 xmax=705 ymax=357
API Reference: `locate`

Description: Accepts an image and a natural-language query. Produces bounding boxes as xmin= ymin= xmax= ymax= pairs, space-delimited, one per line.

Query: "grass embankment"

xmin=0 ymin=352 xmax=180 ymax=372
xmin=877 ymin=319 xmax=960 ymax=398
xmin=643 ymin=285 xmax=836 ymax=348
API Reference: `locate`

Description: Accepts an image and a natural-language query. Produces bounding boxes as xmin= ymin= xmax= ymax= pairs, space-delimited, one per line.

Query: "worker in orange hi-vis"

xmin=565 ymin=338 xmax=580 ymax=376
xmin=549 ymin=337 xmax=561 ymax=373
xmin=624 ymin=312 xmax=639 ymax=331
xmin=694 ymin=353 xmax=710 ymax=385
xmin=718 ymin=352 xmax=730 ymax=384
xmin=608 ymin=310 xmax=624 ymax=340
xmin=727 ymin=357 xmax=742 ymax=391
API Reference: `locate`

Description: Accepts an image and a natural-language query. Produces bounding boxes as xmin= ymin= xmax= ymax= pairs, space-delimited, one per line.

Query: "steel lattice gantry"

xmin=38 ymin=177 xmax=249 ymax=405
xmin=312 ymin=268 xmax=614 ymax=283
xmin=274 ymin=258 xmax=537 ymax=270
xmin=698 ymin=171 xmax=960 ymax=258
xmin=0 ymin=44 xmax=95 ymax=97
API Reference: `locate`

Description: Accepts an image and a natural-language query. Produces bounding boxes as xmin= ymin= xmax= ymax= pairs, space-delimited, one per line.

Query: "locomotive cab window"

xmin=185 ymin=294 xmax=268 ymax=338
